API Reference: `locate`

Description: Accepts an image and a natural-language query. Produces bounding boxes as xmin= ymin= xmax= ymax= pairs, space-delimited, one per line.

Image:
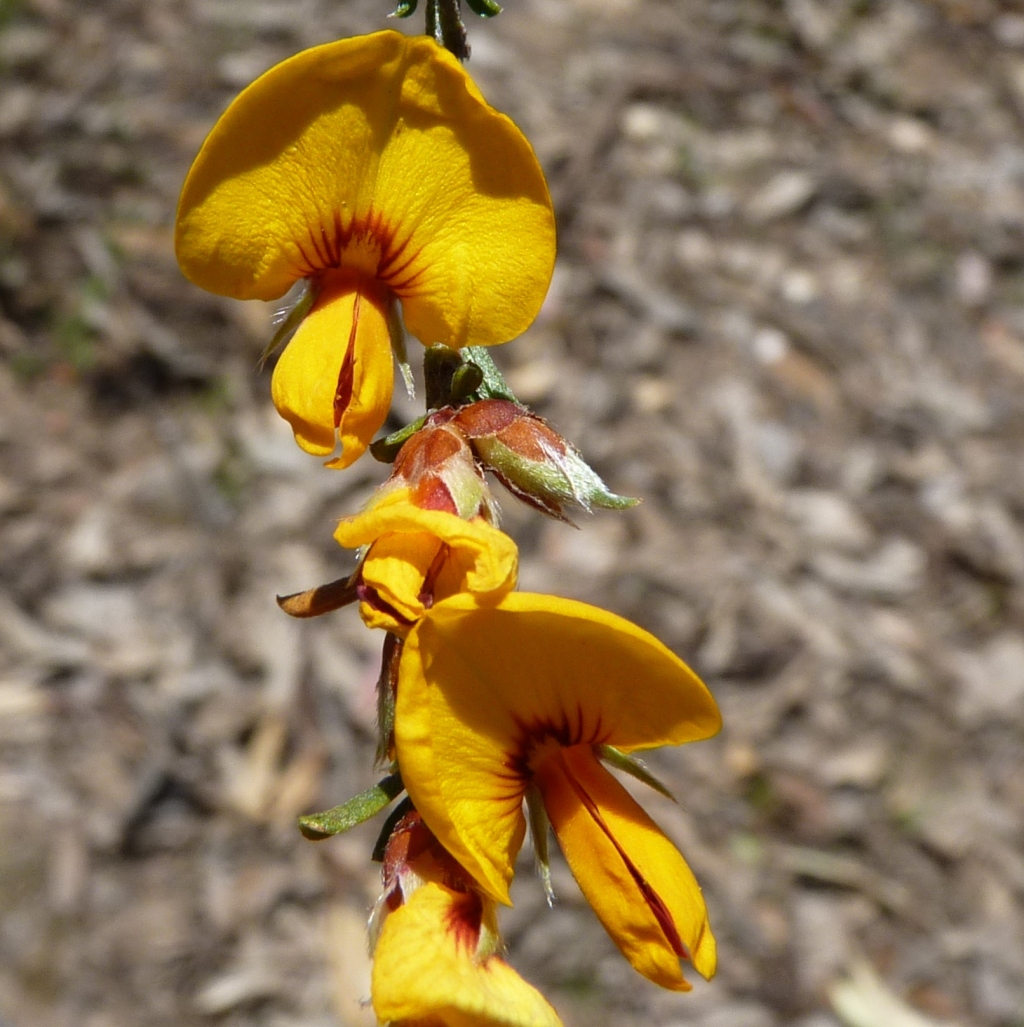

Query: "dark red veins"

xmin=295 ymin=209 xmax=426 ymax=295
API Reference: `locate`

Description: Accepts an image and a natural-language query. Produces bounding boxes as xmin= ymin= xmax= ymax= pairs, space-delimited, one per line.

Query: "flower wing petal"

xmin=536 ymin=746 xmax=716 ymax=990
xmin=372 ymin=881 xmax=563 ymax=1027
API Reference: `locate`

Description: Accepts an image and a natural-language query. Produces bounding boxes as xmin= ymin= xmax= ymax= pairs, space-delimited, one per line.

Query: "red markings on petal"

xmin=443 ymin=889 xmax=484 ymax=955
xmin=333 ymin=292 xmax=360 ymax=429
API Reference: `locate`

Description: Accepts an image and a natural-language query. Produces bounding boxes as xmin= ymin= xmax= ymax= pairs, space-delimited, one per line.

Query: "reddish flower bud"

xmin=453 ymin=399 xmax=637 ymax=522
xmin=387 ymin=420 xmax=494 ymax=520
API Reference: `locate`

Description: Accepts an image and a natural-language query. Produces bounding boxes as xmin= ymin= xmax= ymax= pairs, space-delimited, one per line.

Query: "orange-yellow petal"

xmin=270 ymin=274 xmax=393 ymax=467
xmin=534 ymin=746 xmax=715 ymax=991
xmin=176 ymin=31 xmax=555 ymax=348
xmin=372 ymin=881 xmax=563 ymax=1027
xmin=395 ymin=592 xmax=720 ymax=904
xmin=334 ymin=487 xmax=517 ymax=632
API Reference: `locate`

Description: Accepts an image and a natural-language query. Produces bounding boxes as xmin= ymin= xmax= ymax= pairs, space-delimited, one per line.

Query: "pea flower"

xmin=176 ymin=30 xmax=555 ymax=468
xmin=371 ymin=810 xmax=563 ymax=1027
xmin=394 ymin=593 xmax=721 ymax=991
xmin=334 ymin=485 xmax=517 ymax=635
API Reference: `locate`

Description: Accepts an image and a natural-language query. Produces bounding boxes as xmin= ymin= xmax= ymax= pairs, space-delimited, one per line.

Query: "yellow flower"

xmin=394 ymin=593 xmax=721 ymax=991
xmin=372 ymin=809 xmax=563 ymax=1027
xmin=335 ymin=487 xmax=517 ymax=635
xmin=372 ymin=881 xmax=563 ymax=1027
xmin=176 ymin=30 xmax=555 ymax=468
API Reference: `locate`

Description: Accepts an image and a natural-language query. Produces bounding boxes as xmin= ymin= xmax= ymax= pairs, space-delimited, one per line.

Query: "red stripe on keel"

xmin=333 ymin=292 xmax=361 ymax=429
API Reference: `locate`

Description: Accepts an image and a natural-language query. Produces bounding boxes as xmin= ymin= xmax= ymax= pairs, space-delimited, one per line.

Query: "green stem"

xmin=425 ymin=0 xmax=469 ymax=60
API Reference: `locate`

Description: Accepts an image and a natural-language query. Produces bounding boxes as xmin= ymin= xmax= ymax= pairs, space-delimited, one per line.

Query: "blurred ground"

xmin=2 ymin=0 xmax=1024 ymax=1025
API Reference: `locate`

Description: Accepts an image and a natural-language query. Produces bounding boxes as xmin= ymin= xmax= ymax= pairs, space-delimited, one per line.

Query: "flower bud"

xmin=387 ymin=420 xmax=494 ymax=521
xmin=453 ymin=399 xmax=637 ymax=522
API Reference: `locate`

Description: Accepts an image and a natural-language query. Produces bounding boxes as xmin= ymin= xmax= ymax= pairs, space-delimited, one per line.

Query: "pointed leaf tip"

xmin=298 ymin=771 xmax=404 ymax=840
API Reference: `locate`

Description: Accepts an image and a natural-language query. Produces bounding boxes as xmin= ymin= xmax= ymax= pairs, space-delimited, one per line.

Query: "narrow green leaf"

xmin=466 ymin=0 xmax=502 ymax=16
xmin=596 ymin=745 xmax=676 ymax=802
xmin=298 ymin=771 xmax=404 ymax=840
xmin=389 ymin=0 xmax=418 ymax=16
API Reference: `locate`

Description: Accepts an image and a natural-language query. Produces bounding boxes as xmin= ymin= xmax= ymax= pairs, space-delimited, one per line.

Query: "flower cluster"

xmin=177 ymin=28 xmax=721 ymax=1026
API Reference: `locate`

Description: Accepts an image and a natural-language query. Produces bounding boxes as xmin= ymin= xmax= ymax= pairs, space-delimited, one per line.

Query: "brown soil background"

xmin=2 ymin=0 xmax=1024 ymax=1025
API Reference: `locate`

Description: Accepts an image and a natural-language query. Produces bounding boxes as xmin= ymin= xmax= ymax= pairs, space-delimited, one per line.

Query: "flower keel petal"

xmin=535 ymin=746 xmax=716 ymax=990
xmin=270 ymin=275 xmax=394 ymax=467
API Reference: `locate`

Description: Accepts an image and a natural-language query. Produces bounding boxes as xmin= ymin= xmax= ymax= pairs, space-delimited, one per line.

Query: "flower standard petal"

xmin=395 ymin=592 xmax=720 ymax=904
xmin=371 ymin=880 xmax=564 ymax=1027
xmin=534 ymin=745 xmax=716 ymax=990
xmin=270 ymin=275 xmax=394 ymax=465
xmin=175 ymin=30 xmax=555 ymax=348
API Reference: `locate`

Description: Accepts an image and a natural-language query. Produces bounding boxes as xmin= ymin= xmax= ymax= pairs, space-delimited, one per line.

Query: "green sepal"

xmin=389 ymin=0 xmax=418 ymax=16
xmin=461 ymin=346 xmax=518 ymax=402
xmin=525 ymin=783 xmax=555 ymax=906
xmin=258 ymin=281 xmax=316 ymax=369
xmin=596 ymin=745 xmax=676 ymax=802
xmin=372 ymin=794 xmax=415 ymax=862
xmin=451 ymin=361 xmax=484 ymax=401
xmin=370 ymin=415 xmax=427 ymax=463
xmin=466 ymin=0 xmax=501 ymax=15
xmin=477 ymin=436 xmax=639 ymax=521
xmin=298 ymin=770 xmax=404 ymax=840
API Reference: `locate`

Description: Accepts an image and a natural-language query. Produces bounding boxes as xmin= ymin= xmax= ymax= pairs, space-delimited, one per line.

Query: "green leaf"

xmin=298 ymin=771 xmax=404 ymax=840
xmin=596 ymin=745 xmax=676 ymax=802
xmin=389 ymin=0 xmax=418 ymax=16
xmin=466 ymin=0 xmax=502 ymax=15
